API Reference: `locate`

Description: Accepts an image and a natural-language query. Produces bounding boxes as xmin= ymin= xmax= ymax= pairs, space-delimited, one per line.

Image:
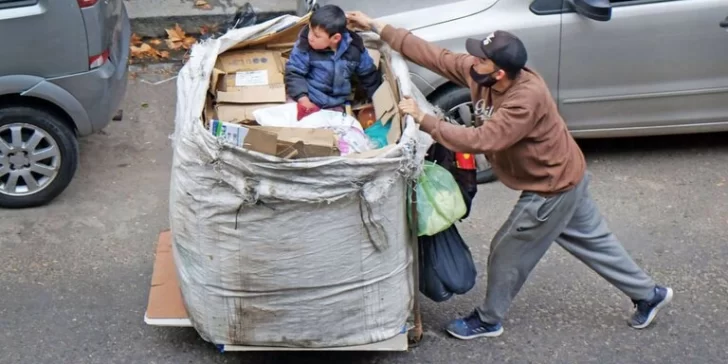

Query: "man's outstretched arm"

xmin=348 ymin=11 xmax=475 ymax=88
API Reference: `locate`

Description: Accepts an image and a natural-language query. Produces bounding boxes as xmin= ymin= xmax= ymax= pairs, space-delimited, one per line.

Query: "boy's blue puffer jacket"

xmin=285 ymin=27 xmax=382 ymax=109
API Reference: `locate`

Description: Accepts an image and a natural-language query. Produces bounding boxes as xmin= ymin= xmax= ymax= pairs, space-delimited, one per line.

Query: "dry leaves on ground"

xmin=195 ymin=0 xmax=212 ymax=10
xmin=131 ymin=33 xmax=143 ymax=47
xmin=131 ymin=43 xmax=170 ymax=60
xmin=166 ymin=24 xmax=197 ymax=50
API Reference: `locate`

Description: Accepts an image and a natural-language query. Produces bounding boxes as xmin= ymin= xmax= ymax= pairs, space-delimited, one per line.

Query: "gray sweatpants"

xmin=477 ymin=172 xmax=656 ymax=324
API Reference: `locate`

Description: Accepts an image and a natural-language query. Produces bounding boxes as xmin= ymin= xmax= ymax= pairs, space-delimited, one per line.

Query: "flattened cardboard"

xmin=381 ymin=52 xmax=401 ymax=97
xmin=217 ymin=84 xmax=287 ymax=104
xmin=250 ymin=126 xmax=340 ymax=158
xmin=215 ymin=103 xmax=281 ymax=124
xmin=146 ymin=231 xmax=189 ymax=320
xmin=244 ymin=127 xmax=279 ymax=155
xmin=210 ymin=120 xmax=278 ymax=155
xmin=373 ymin=80 xmax=396 ymax=125
xmin=228 ymin=14 xmax=311 ymax=51
xmin=216 ymin=50 xmax=285 ymax=90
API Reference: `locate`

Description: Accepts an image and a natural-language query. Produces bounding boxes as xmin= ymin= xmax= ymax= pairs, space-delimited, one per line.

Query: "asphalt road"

xmin=1 ymin=71 xmax=728 ymax=364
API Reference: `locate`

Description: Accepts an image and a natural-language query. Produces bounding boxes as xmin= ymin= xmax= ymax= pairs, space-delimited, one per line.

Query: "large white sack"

xmin=169 ymin=14 xmax=435 ymax=347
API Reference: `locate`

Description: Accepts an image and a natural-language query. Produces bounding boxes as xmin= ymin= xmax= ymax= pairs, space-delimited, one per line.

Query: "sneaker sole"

xmin=630 ymin=287 xmax=674 ymax=329
xmin=446 ymin=326 xmax=504 ymax=340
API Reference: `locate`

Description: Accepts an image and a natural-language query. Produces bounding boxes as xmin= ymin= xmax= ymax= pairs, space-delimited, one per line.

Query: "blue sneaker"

xmin=446 ymin=311 xmax=504 ymax=340
xmin=629 ymin=285 xmax=673 ymax=329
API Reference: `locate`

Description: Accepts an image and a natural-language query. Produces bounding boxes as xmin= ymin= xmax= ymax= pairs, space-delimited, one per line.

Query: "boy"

xmin=285 ymin=5 xmax=382 ymax=117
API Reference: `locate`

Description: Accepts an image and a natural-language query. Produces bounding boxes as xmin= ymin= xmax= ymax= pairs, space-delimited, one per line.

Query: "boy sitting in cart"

xmin=285 ymin=4 xmax=382 ymax=119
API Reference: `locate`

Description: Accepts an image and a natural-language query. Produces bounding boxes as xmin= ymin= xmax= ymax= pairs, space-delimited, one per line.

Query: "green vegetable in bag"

xmin=409 ymin=161 xmax=467 ymax=236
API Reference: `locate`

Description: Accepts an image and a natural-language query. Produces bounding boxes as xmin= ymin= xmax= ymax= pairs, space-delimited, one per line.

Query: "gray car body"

xmin=0 ymin=0 xmax=130 ymax=137
xmin=300 ymin=0 xmax=728 ymax=138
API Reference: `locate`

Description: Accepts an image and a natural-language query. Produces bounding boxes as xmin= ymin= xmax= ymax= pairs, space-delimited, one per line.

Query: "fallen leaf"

xmin=130 ymin=43 xmax=153 ymax=58
xmin=159 ymin=51 xmax=170 ymax=59
xmin=166 ymin=24 xmax=186 ymax=43
xmin=130 ymin=33 xmax=143 ymax=46
xmin=149 ymin=38 xmax=163 ymax=46
xmin=195 ymin=0 xmax=212 ymax=9
xmin=141 ymin=103 xmax=149 ymax=108
xmin=166 ymin=24 xmax=197 ymax=50
xmin=166 ymin=39 xmax=183 ymax=50
xmin=183 ymin=36 xmax=197 ymax=49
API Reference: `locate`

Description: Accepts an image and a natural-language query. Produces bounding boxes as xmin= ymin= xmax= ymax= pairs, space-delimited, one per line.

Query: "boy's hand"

xmin=298 ymin=96 xmax=316 ymax=110
xmin=346 ymin=11 xmax=386 ymax=34
xmin=399 ymin=97 xmax=425 ymax=123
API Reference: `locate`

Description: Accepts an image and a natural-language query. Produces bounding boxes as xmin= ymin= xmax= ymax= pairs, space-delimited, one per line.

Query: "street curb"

xmin=130 ymin=10 xmax=296 ymax=38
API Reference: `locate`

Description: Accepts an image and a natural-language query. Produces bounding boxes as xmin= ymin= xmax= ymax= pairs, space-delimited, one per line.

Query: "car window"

xmin=310 ymin=0 xmax=465 ymax=18
xmin=0 ymin=0 xmax=37 ymax=10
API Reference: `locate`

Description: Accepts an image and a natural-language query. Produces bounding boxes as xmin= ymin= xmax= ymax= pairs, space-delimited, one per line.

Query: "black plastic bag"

xmin=419 ymin=234 xmax=453 ymax=302
xmin=199 ymin=3 xmax=258 ymax=41
xmin=419 ymin=224 xmax=477 ymax=301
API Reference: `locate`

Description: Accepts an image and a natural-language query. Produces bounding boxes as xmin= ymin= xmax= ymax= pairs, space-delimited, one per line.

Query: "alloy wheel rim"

xmin=0 ymin=123 xmax=62 ymax=197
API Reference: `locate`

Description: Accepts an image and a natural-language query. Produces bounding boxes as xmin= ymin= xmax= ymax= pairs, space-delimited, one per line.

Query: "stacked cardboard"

xmin=203 ymin=16 xmax=403 ymax=160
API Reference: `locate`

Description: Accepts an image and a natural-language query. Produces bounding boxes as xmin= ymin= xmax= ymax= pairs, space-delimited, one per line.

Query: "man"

xmin=346 ymin=11 xmax=673 ymax=340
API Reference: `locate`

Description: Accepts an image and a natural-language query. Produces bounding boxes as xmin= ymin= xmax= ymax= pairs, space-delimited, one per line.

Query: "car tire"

xmin=429 ymin=87 xmax=498 ymax=185
xmin=0 ymin=106 xmax=79 ymax=208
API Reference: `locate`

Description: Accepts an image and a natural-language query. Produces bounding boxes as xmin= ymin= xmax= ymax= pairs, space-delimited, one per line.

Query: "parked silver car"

xmin=0 ymin=0 xmax=130 ymax=208
xmin=299 ymin=0 xmax=728 ymax=183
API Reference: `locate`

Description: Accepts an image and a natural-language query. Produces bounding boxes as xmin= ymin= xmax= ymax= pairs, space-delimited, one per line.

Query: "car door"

xmin=0 ymin=0 xmax=88 ymax=78
xmin=558 ymin=0 xmax=728 ymax=135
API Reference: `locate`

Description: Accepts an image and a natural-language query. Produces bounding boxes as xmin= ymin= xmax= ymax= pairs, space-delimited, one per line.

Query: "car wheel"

xmin=430 ymin=87 xmax=498 ymax=184
xmin=0 ymin=106 xmax=79 ymax=208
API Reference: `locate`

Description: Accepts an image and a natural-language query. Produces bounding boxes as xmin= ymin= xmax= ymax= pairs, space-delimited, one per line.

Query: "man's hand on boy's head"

xmin=346 ymin=11 xmax=386 ymax=34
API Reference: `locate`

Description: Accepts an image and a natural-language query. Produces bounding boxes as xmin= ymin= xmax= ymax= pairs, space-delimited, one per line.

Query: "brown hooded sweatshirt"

xmin=380 ymin=25 xmax=586 ymax=195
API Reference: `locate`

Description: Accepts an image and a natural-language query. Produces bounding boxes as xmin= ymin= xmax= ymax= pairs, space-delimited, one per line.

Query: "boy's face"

xmin=308 ymin=25 xmax=342 ymax=51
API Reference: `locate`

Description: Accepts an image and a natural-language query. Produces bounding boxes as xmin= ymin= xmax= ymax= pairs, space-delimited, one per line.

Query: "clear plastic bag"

xmin=411 ymin=161 xmax=467 ymax=236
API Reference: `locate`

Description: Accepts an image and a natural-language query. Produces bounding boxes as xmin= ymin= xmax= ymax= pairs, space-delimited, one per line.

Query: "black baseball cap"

xmin=465 ymin=31 xmax=528 ymax=73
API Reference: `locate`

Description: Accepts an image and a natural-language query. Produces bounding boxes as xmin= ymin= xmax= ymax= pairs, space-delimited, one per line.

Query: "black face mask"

xmin=470 ymin=66 xmax=499 ymax=88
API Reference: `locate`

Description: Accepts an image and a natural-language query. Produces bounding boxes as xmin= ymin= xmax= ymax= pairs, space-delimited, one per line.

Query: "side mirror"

xmin=569 ymin=0 xmax=612 ymax=22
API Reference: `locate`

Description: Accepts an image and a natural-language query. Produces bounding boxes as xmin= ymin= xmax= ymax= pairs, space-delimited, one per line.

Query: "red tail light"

xmin=89 ymin=50 xmax=110 ymax=69
xmin=455 ymin=153 xmax=477 ymax=170
xmin=77 ymin=0 xmax=99 ymax=8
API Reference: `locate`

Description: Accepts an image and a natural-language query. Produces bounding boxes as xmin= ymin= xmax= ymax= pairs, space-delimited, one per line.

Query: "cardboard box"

xmin=215 ymin=103 xmax=282 ymax=124
xmin=373 ymin=79 xmax=397 ymax=125
xmin=212 ymin=50 xmax=287 ymax=104
xmin=209 ymin=120 xmax=278 ymax=155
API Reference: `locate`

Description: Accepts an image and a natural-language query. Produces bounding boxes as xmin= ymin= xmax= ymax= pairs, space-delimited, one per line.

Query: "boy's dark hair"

xmin=310 ymin=4 xmax=347 ymax=37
